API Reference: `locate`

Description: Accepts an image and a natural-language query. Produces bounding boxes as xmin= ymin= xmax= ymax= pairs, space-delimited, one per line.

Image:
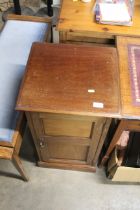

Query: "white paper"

xmin=93 ymin=102 xmax=104 ymax=108
xmin=88 ymin=89 xmax=95 ymax=93
xmin=99 ymin=2 xmax=131 ymax=22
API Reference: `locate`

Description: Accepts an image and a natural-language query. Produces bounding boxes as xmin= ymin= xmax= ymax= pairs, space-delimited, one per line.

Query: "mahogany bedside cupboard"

xmin=16 ymin=43 xmax=120 ymax=172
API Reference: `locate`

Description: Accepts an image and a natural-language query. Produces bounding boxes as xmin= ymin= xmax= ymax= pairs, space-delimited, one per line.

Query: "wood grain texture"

xmin=0 ymin=146 xmax=13 ymax=159
xmin=25 ymin=112 xmax=42 ymax=160
xmin=7 ymin=14 xmax=51 ymax=23
xmin=59 ymin=31 xmax=114 ymax=44
xmin=57 ymin=0 xmax=140 ymax=39
xmin=40 ymin=136 xmax=90 ymax=145
xmin=41 ymin=143 xmax=88 ymax=161
xmin=87 ymin=117 xmax=106 ymax=165
xmin=14 ymin=113 xmax=26 ymax=154
xmin=15 ymin=43 xmax=120 ymax=172
xmin=117 ymin=36 xmax=140 ymax=119
xmin=93 ymin=118 xmax=111 ymax=164
xmin=16 ymin=43 xmax=120 ymax=118
xmin=0 ymin=113 xmax=28 ymax=180
xmin=30 ymin=112 xmax=108 ymax=170
xmin=99 ymin=36 xmax=140 ymax=167
xmin=38 ymin=161 xmax=96 ymax=172
xmin=12 ymin=153 xmax=29 ymax=181
xmin=43 ymin=114 xmax=93 ymax=137
xmin=28 ymin=112 xmax=106 ymax=169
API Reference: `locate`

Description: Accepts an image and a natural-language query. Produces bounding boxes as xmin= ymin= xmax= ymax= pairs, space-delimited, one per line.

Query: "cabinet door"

xmin=30 ymin=112 xmax=110 ymax=171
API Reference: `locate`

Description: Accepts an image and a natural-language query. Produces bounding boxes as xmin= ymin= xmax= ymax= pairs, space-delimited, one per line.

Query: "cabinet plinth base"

xmin=38 ymin=161 xmax=96 ymax=172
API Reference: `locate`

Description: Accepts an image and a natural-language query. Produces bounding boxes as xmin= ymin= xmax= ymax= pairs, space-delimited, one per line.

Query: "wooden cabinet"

xmin=16 ymin=43 xmax=119 ymax=172
xmin=27 ymin=112 xmax=110 ymax=172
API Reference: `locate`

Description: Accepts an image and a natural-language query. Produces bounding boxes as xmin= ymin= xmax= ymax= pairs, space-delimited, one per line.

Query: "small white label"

xmin=81 ymin=0 xmax=91 ymax=2
xmin=93 ymin=102 xmax=104 ymax=108
xmin=88 ymin=89 xmax=95 ymax=93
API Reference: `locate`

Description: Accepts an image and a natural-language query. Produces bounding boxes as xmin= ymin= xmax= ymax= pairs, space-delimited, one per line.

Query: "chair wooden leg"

xmin=12 ymin=153 xmax=29 ymax=181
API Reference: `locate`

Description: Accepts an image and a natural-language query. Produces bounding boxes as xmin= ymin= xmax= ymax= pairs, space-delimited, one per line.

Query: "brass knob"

xmin=39 ymin=141 xmax=45 ymax=148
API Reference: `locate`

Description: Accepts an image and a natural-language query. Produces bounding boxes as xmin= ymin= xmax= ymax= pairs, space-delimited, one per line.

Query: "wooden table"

xmin=100 ymin=36 xmax=140 ymax=165
xmin=57 ymin=0 xmax=140 ymax=44
xmin=16 ymin=43 xmax=119 ymax=172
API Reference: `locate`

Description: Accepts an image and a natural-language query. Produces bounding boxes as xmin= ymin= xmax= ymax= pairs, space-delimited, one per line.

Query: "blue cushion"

xmin=0 ymin=20 xmax=49 ymax=142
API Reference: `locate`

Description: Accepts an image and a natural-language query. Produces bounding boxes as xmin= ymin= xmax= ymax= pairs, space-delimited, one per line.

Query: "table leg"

xmin=13 ymin=0 xmax=21 ymax=15
xmin=100 ymin=120 xmax=127 ymax=166
xmin=47 ymin=0 xmax=53 ymax=16
xmin=2 ymin=0 xmax=34 ymax=21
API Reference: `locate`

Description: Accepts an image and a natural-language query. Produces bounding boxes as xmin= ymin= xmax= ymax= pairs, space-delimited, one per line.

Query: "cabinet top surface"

xmin=16 ymin=43 xmax=120 ymax=117
xmin=57 ymin=0 xmax=140 ymax=37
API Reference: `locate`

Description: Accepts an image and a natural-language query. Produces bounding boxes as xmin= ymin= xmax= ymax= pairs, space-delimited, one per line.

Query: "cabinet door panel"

xmin=40 ymin=113 xmax=97 ymax=138
xmin=31 ymin=112 xmax=108 ymax=167
xmin=43 ymin=118 xmax=92 ymax=137
xmin=41 ymin=142 xmax=88 ymax=161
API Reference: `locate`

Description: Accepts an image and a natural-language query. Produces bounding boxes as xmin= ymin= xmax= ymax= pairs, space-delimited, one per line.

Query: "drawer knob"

xmin=39 ymin=141 xmax=45 ymax=148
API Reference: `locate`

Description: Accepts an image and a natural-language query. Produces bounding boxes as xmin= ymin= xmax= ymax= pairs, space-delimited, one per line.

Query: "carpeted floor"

xmin=0 ymin=127 xmax=140 ymax=210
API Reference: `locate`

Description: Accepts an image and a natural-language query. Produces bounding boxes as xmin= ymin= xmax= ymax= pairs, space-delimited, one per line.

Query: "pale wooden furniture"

xmin=16 ymin=43 xmax=119 ymax=172
xmin=100 ymin=36 xmax=140 ymax=166
xmin=57 ymin=0 xmax=140 ymax=44
xmin=0 ymin=15 xmax=51 ymax=181
xmin=0 ymin=114 xmax=28 ymax=181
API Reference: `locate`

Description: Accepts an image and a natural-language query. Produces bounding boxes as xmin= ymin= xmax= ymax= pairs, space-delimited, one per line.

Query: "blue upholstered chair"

xmin=0 ymin=15 xmax=51 ymax=181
